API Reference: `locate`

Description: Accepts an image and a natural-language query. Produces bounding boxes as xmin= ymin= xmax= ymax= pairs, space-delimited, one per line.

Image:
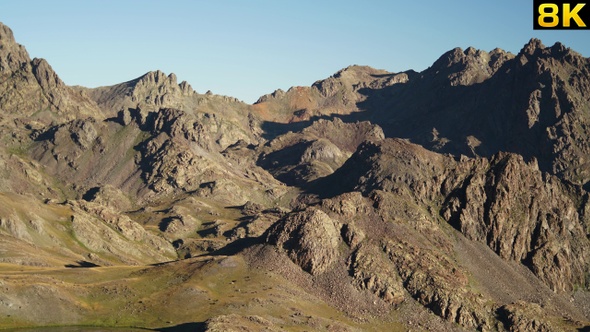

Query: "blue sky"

xmin=1 ymin=1 xmax=588 ymax=103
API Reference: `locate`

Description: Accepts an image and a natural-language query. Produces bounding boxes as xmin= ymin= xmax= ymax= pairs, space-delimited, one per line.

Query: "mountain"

xmin=0 ymin=21 xmax=589 ymax=331
xmin=259 ymin=40 xmax=590 ymax=188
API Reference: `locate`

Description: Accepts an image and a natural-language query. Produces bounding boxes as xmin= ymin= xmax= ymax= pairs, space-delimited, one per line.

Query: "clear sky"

xmin=1 ymin=1 xmax=588 ymax=103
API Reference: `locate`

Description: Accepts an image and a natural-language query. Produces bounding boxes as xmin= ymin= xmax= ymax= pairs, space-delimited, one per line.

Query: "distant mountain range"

xmin=0 ymin=21 xmax=589 ymax=331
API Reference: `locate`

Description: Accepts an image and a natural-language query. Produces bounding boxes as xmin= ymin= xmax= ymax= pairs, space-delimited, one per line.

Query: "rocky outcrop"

xmin=348 ymin=242 xmax=405 ymax=305
xmin=68 ymin=200 xmax=176 ymax=264
xmin=84 ymin=70 xmax=195 ymax=118
xmin=300 ymin=118 xmax=385 ymax=151
xmin=316 ymin=137 xmax=590 ymax=294
xmin=312 ymin=138 xmax=446 ymax=200
xmin=265 ymin=208 xmax=342 ymax=275
xmin=497 ymin=302 xmax=559 ymax=332
xmin=157 ymin=205 xmax=201 ymax=238
xmin=253 ymin=65 xmax=415 ymax=123
xmin=301 ymin=138 xmax=590 ymax=329
xmin=426 ymin=46 xmax=514 ymax=86
xmin=0 ymin=22 xmax=102 ymax=125
xmin=82 ymin=185 xmax=133 ymax=212
xmin=312 ymin=65 xmax=413 ymax=104
xmin=265 ymin=190 xmax=495 ymax=330
xmin=381 ymin=238 xmax=492 ymax=329
xmin=130 ymin=70 xmax=195 ymax=107
xmin=257 ymin=119 xmax=384 ymax=186
xmin=441 ymin=153 xmax=590 ymax=292
xmin=0 ymin=22 xmax=30 ymax=74
xmin=133 ymin=107 xmax=274 ymax=201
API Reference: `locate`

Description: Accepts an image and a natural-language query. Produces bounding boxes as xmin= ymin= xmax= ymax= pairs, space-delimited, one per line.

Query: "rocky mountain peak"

xmin=518 ymin=39 xmax=582 ymax=65
xmin=429 ymin=47 xmax=470 ymax=69
xmin=0 ymin=22 xmax=16 ymax=46
xmin=254 ymin=88 xmax=286 ymax=104
xmin=0 ymin=22 xmax=30 ymax=74
xmin=332 ymin=64 xmax=386 ymax=78
xmin=427 ymin=46 xmax=514 ymax=86
xmin=517 ymin=38 xmax=578 ymax=63
xmin=312 ymin=65 xmax=394 ymax=91
xmin=84 ymin=69 xmax=200 ymax=117
xmin=311 ymin=65 xmax=411 ymax=104
xmin=0 ymin=22 xmax=101 ymax=123
xmin=252 ymin=64 xmax=414 ymax=123
xmin=520 ymin=38 xmax=545 ymax=56
xmin=132 ymin=70 xmax=195 ymax=100
xmin=137 ymin=70 xmax=174 ymax=86
xmin=31 ymin=57 xmax=65 ymax=91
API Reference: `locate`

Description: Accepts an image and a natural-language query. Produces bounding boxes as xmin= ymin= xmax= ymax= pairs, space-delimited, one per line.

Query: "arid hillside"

xmin=0 ymin=21 xmax=589 ymax=331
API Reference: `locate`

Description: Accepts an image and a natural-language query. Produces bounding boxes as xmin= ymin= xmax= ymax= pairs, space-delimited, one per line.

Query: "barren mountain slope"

xmin=260 ymin=39 xmax=590 ymax=188
xmin=298 ymin=139 xmax=590 ymax=329
xmin=0 ymin=21 xmax=286 ymax=269
xmin=0 ymin=20 xmax=589 ymax=331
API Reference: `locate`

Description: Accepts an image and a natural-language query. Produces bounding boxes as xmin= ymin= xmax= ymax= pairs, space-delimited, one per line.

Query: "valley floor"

xmin=0 ymin=255 xmax=409 ymax=331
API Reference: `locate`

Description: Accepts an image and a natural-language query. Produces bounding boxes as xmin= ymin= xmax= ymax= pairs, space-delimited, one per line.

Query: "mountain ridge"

xmin=0 ymin=21 xmax=589 ymax=331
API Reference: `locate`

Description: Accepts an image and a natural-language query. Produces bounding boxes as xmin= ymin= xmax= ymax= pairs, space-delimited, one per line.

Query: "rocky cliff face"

xmin=83 ymin=70 xmax=196 ymax=117
xmin=0 ymin=23 xmax=102 ymax=127
xmin=269 ymin=139 xmax=590 ymax=330
xmin=259 ymin=39 xmax=590 ymax=189
xmin=441 ymin=153 xmax=590 ymax=292
xmin=0 ymin=20 xmax=589 ymax=331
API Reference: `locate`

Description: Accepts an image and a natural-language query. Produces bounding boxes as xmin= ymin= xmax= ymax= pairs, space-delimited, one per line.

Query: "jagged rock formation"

xmin=497 ymin=302 xmax=560 ymax=332
xmin=0 ymin=20 xmax=589 ymax=331
xmin=441 ymin=153 xmax=590 ymax=292
xmin=252 ymin=65 xmax=414 ymax=124
xmin=265 ymin=208 xmax=342 ymax=275
xmin=257 ymin=118 xmax=384 ymax=186
xmin=258 ymin=39 xmax=590 ymax=190
xmin=268 ymin=139 xmax=590 ymax=330
xmin=0 ymin=21 xmax=285 ymax=267
xmin=0 ymin=24 xmax=101 ymax=126
xmin=84 ymin=70 xmax=196 ymax=115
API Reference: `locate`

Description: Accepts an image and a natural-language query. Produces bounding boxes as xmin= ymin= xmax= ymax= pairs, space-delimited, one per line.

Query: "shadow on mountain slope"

xmin=262 ymin=42 xmax=590 ymax=189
